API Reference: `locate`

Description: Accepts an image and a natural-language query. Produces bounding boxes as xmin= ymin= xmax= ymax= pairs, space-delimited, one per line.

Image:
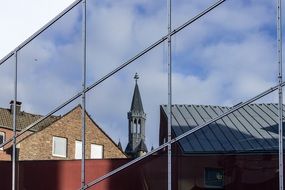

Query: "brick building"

xmin=0 ymin=101 xmax=125 ymax=160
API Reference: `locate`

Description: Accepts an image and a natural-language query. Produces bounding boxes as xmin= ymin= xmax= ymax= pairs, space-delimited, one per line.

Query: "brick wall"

xmin=18 ymin=106 xmax=126 ymax=160
xmin=0 ymin=128 xmax=13 ymax=160
xmin=0 ymin=128 xmax=32 ymax=160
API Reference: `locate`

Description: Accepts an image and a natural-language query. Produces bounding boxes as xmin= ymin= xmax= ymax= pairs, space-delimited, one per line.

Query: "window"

xmin=205 ymin=168 xmax=224 ymax=188
xmin=52 ymin=136 xmax=67 ymax=157
xmin=75 ymin=140 xmax=82 ymax=159
xmin=91 ymin=144 xmax=103 ymax=159
xmin=137 ymin=119 xmax=141 ymax=134
xmin=134 ymin=119 xmax=137 ymax=133
xmin=0 ymin=132 xmax=5 ymax=150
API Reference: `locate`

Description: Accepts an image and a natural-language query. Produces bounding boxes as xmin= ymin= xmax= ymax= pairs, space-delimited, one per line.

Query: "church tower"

xmin=125 ymin=73 xmax=148 ymax=157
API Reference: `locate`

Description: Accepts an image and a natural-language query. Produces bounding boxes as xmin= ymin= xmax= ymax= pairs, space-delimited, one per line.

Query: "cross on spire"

xmin=134 ymin=73 xmax=139 ymax=83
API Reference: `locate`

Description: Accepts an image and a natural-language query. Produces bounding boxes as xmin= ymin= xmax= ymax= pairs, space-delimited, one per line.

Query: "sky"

xmin=0 ymin=0 xmax=282 ymax=150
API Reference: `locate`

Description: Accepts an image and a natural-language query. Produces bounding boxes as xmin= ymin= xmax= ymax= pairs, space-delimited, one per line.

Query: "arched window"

xmin=137 ymin=119 xmax=141 ymax=134
xmin=134 ymin=119 xmax=137 ymax=133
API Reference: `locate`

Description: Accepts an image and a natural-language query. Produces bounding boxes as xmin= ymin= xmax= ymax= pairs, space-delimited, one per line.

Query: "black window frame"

xmin=204 ymin=167 xmax=224 ymax=189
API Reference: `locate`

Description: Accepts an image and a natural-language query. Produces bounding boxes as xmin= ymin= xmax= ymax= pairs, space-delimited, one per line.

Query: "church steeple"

xmin=125 ymin=73 xmax=148 ymax=157
xmin=130 ymin=73 xmax=144 ymax=113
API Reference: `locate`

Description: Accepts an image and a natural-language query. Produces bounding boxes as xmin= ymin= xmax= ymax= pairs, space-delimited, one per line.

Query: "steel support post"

xmin=167 ymin=0 xmax=172 ymax=190
xmin=277 ymin=0 xmax=283 ymax=189
xmin=12 ymin=51 xmax=18 ymax=190
xmin=81 ymin=0 xmax=87 ymax=189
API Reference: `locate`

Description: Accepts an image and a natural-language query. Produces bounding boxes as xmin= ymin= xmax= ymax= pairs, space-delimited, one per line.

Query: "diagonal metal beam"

xmin=82 ymin=82 xmax=285 ymax=189
xmin=0 ymin=0 xmax=83 ymax=66
xmin=0 ymin=0 xmax=226 ymax=150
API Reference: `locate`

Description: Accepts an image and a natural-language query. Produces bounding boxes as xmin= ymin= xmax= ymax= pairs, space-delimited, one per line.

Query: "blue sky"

xmin=0 ymin=0 xmax=282 ymax=149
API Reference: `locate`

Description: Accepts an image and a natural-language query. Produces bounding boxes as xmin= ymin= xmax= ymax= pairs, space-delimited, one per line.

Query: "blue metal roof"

xmin=161 ymin=104 xmax=285 ymax=154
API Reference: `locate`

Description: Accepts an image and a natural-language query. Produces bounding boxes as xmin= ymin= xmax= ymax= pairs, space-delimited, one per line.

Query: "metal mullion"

xmin=81 ymin=0 xmax=87 ymax=189
xmin=12 ymin=51 xmax=17 ymax=190
xmin=167 ymin=0 xmax=172 ymax=190
xmin=277 ymin=0 xmax=283 ymax=189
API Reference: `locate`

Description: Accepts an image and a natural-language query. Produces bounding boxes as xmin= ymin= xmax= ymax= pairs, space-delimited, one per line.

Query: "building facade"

xmin=159 ymin=103 xmax=284 ymax=189
xmin=0 ymin=101 xmax=125 ymax=160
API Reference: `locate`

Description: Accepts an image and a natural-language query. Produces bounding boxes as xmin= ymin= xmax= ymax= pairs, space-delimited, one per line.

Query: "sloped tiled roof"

xmin=161 ymin=104 xmax=285 ymax=154
xmin=0 ymin=107 xmax=59 ymax=132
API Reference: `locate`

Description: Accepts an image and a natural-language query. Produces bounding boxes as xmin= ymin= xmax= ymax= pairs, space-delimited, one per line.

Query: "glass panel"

xmin=86 ymin=0 xmax=167 ymax=84
xmin=83 ymin=1 xmax=168 ymax=188
xmin=0 ymin=56 xmax=14 ymax=163
xmin=16 ymin=3 xmax=82 ymax=116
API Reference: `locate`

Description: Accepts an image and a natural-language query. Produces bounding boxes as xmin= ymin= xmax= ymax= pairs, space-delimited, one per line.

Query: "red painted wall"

xmin=0 ymin=154 xmax=281 ymax=190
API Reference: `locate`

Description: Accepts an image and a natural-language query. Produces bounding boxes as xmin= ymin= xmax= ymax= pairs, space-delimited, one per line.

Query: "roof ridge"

xmin=0 ymin=106 xmax=49 ymax=118
xmin=161 ymin=103 xmax=281 ymax=108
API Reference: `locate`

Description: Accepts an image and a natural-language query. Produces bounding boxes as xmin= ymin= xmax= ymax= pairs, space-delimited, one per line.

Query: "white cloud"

xmin=0 ymin=0 xmax=75 ymax=59
xmin=0 ymin=0 xmax=281 ymax=150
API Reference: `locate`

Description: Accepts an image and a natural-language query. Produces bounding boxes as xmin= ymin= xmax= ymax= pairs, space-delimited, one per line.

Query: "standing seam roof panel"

xmin=239 ymin=106 xmax=275 ymax=149
xmin=176 ymin=105 xmax=206 ymax=151
xmin=189 ymin=105 xmax=222 ymax=151
xmin=244 ymin=105 xmax=278 ymax=144
xmin=213 ymin=106 xmax=246 ymax=150
xmin=184 ymin=105 xmax=214 ymax=151
xmin=267 ymin=104 xmax=285 ymax=119
xmin=197 ymin=106 xmax=233 ymax=151
xmin=232 ymin=110 xmax=266 ymax=150
xmin=215 ymin=106 xmax=250 ymax=150
xmin=262 ymin=104 xmax=281 ymax=119
xmin=249 ymin=104 xmax=279 ymax=140
xmin=171 ymin=106 xmax=195 ymax=152
xmin=162 ymin=104 xmax=282 ymax=153
xmin=226 ymin=112 xmax=261 ymax=150
xmin=162 ymin=105 xmax=200 ymax=151
xmin=260 ymin=104 xmax=283 ymax=135
xmin=206 ymin=106 xmax=240 ymax=151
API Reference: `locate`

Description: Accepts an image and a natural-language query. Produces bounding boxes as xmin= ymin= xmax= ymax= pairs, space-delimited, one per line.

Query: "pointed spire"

xmin=136 ymin=139 xmax=148 ymax=153
xmin=118 ymin=139 xmax=122 ymax=151
xmin=130 ymin=73 xmax=144 ymax=112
